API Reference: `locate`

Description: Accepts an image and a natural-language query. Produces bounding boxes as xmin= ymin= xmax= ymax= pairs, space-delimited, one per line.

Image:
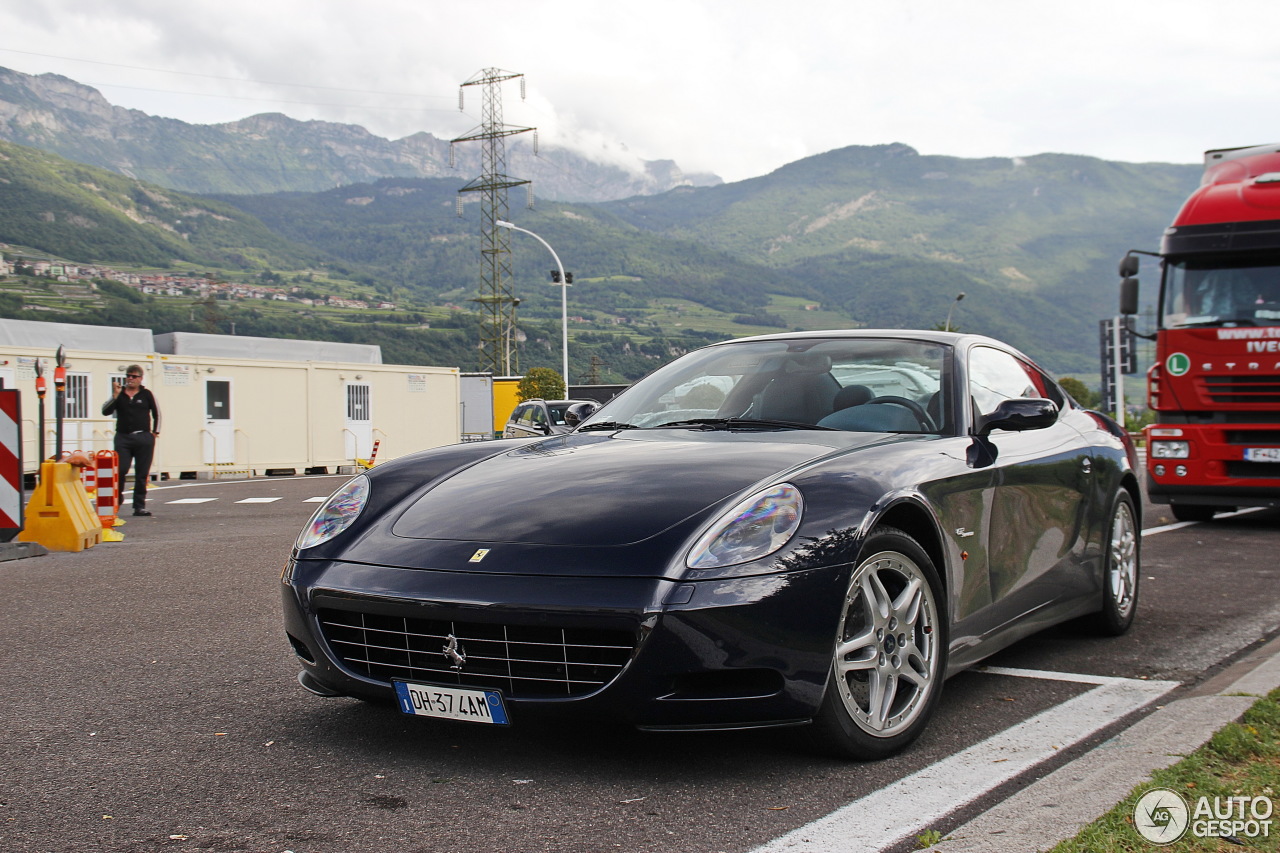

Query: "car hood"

xmin=389 ymin=430 xmax=865 ymax=547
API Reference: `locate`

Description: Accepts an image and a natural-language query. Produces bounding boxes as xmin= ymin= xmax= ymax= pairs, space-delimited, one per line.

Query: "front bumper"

xmin=282 ymin=557 xmax=848 ymax=730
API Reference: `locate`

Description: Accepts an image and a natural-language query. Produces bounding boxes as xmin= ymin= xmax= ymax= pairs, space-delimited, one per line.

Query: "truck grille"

xmin=317 ymin=608 xmax=635 ymax=698
xmin=1225 ymin=461 xmax=1280 ymax=479
xmin=1226 ymin=429 xmax=1280 ymax=444
xmin=1202 ymin=376 xmax=1280 ymax=405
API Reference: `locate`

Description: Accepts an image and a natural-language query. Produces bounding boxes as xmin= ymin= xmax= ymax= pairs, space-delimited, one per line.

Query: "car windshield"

xmin=579 ymin=337 xmax=951 ymax=434
xmin=1163 ymin=258 xmax=1280 ymax=327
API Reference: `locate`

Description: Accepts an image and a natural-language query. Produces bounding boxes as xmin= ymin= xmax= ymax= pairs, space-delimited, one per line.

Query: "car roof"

xmin=710 ymin=329 xmax=1034 ymax=363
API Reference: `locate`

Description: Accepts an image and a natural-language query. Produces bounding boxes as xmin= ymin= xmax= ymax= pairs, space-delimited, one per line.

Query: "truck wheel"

xmin=806 ymin=527 xmax=947 ymax=760
xmin=1171 ymin=504 xmax=1217 ymax=523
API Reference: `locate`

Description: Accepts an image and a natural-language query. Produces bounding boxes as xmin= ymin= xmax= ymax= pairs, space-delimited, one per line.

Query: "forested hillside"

xmin=1 ymin=133 xmax=1203 ymax=378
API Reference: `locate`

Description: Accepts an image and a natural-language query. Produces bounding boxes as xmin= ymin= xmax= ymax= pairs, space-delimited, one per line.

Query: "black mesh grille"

xmin=1225 ymin=461 xmax=1280 ymax=480
xmin=317 ymin=608 xmax=635 ymax=698
xmin=1202 ymin=376 xmax=1280 ymax=405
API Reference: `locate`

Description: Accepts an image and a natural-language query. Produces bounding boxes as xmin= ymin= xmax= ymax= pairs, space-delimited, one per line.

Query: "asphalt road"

xmin=1 ymin=474 xmax=1277 ymax=853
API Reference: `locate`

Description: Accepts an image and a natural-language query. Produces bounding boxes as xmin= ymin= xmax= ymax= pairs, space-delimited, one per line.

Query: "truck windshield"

xmin=1163 ymin=259 xmax=1280 ymax=328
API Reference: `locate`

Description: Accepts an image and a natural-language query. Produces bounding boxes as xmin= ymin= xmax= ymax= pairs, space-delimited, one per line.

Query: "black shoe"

xmin=132 ymin=508 xmax=152 ymax=517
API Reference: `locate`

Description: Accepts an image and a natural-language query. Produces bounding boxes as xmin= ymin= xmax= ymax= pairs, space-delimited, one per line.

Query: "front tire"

xmin=807 ymin=527 xmax=947 ymax=760
xmin=1095 ymin=491 xmax=1140 ymax=636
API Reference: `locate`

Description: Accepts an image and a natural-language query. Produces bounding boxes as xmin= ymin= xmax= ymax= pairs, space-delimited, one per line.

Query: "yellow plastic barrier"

xmin=17 ymin=461 xmax=104 ymax=552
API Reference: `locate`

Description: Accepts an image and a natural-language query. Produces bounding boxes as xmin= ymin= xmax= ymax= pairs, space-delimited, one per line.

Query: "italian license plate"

xmin=393 ymin=680 xmax=509 ymax=725
xmin=1244 ymin=447 xmax=1280 ymax=462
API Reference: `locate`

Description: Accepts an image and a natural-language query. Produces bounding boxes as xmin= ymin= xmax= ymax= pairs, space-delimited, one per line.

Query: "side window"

xmin=530 ymin=406 xmax=548 ymax=427
xmin=968 ymin=347 xmax=1038 ymax=418
xmin=514 ymin=405 xmax=533 ymax=426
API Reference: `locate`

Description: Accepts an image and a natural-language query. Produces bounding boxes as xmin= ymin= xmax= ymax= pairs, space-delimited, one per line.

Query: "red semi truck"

xmin=1120 ymin=143 xmax=1280 ymax=521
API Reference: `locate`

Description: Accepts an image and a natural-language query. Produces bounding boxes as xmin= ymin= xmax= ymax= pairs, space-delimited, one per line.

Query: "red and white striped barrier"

xmin=0 ymin=389 xmax=22 ymax=538
xmin=94 ymin=450 xmax=119 ymax=530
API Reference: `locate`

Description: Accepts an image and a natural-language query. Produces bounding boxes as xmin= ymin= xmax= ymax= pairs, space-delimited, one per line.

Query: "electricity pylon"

xmin=452 ymin=68 xmax=535 ymax=376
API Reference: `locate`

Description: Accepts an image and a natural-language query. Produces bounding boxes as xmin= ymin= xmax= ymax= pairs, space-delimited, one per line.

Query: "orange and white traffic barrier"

xmin=358 ymin=439 xmax=381 ymax=469
xmin=94 ymin=450 xmax=120 ymax=530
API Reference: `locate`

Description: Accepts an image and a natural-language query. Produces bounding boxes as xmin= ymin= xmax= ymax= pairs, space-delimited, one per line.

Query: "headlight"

xmin=296 ymin=475 xmax=370 ymax=550
xmin=1150 ymin=441 xmax=1190 ymax=459
xmin=686 ymin=483 xmax=803 ymax=569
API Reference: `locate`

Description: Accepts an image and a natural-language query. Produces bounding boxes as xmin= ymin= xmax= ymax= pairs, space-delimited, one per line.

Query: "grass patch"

xmin=1045 ymin=687 xmax=1280 ymax=852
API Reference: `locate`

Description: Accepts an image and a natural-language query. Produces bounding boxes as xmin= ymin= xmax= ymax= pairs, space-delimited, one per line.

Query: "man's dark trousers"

xmin=114 ymin=431 xmax=155 ymax=511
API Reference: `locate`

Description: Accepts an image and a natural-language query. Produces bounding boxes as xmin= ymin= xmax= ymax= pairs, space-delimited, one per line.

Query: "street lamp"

xmin=495 ymin=219 xmax=570 ymax=390
xmin=945 ymin=292 xmax=966 ymax=332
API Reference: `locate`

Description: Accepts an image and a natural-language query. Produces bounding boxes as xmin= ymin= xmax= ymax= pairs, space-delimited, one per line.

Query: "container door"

xmin=203 ymin=378 xmax=234 ymax=464
xmin=344 ymin=382 xmax=373 ymax=459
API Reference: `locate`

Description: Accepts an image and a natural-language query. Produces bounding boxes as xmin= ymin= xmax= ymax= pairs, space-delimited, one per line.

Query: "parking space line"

xmin=975 ymin=666 xmax=1144 ymax=686
xmin=1143 ymin=506 xmax=1266 ymax=536
xmin=751 ymin=677 xmax=1177 ymax=853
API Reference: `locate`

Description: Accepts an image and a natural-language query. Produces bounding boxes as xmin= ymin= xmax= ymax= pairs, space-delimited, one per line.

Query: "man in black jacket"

xmin=102 ymin=364 xmax=161 ymax=517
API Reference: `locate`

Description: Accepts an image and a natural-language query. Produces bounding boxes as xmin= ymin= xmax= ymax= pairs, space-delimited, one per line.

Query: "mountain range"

xmin=0 ymin=66 xmax=720 ymax=201
xmin=0 ymin=65 xmax=1205 ymax=379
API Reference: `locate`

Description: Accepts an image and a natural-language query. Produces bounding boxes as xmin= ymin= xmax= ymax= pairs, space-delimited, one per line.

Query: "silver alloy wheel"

xmin=834 ymin=549 xmax=940 ymax=736
xmin=1108 ymin=498 xmax=1138 ymax=620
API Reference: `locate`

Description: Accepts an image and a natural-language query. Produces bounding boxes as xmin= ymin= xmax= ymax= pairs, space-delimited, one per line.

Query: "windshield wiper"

xmin=653 ymin=417 xmax=835 ymax=431
xmin=577 ymin=421 xmax=640 ymax=432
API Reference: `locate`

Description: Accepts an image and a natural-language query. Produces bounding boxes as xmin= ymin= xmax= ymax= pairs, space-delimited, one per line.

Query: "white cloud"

xmin=3 ymin=0 xmax=1280 ymax=181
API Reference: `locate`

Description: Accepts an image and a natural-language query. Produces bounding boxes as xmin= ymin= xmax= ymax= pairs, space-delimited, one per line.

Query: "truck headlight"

xmin=1150 ymin=441 xmax=1190 ymax=459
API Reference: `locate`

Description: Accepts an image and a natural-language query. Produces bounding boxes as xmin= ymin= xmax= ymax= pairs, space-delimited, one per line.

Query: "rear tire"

xmin=1094 ymin=491 xmax=1139 ymax=636
xmin=807 ymin=527 xmax=947 ymax=760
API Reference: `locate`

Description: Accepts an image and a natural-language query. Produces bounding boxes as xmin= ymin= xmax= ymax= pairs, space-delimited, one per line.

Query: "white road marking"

xmin=974 ymin=666 xmax=1140 ymax=686
xmin=751 ymin=675 xmax=1177 ymax=853
xmin=165 ymin=497 xmax=218 ymax=504
xmin=1142 ymin=506 xmax=1266 ymax=536
xmin=303 ymin=496 xmax=327 ymax=503
xmin=235 ymin=497 xmax=282 ymax=504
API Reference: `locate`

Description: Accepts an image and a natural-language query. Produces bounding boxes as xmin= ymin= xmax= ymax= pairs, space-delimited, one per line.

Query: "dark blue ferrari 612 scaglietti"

xmin=281 ymin=330 xmax=1140 ymax=759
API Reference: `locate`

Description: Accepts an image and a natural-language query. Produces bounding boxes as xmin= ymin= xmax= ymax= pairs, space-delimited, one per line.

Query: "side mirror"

xmin=976 ymin=398 xmax=1058 ymax=436
xmin=1118 ymin=255 xmax=1140 ymax=278
xmin=564 ymin=401 xmax=599 ymax=426
xmin=1120 ymin=276 xmax=1139 ymax=316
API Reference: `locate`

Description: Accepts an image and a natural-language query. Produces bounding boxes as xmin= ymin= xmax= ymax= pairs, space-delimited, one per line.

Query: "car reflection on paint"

xmin=282 ymin=330 xmax=1141 ymax=759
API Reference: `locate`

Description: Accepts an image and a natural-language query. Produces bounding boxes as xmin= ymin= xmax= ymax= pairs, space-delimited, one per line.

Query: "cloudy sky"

xmin=2 ymin=0 xmax=1277 ymax=182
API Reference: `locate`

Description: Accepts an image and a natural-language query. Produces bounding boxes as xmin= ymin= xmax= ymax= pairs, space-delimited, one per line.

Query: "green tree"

xmin=518 ymin=367 xmax=566 ymax=401
xmin=1059 ymin=377 xmax=1101 ymax=409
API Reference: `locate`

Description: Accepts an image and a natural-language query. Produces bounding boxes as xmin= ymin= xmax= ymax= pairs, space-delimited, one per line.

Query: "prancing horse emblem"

xmin=442 ymin=634 xmax=466 ymax=671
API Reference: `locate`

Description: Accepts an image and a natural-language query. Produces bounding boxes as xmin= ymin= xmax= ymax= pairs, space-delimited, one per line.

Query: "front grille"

xmin=1225 ymin=461 xmax=1280 ymax=480
xmin=1202 ymin=376 xmax=1280 ymax=405
xmin=317 ymin=608 xmax=635 ymax=698
xmin=1226 ymin=429 xmax=1280 ymax=444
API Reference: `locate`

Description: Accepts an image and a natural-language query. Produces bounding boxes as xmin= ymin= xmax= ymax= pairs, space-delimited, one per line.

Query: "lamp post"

xmin=495 ymin=220 xmax=570 ymax=391
xmin=945 ymin=292 xmax=966 ymax=332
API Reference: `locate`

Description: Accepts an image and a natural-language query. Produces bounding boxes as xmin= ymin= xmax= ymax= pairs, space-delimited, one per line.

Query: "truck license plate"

xmin=1244 ymin=447 xmax=1280 ymax=462
xmin=393 ymin=681 xmax=509 ymax=725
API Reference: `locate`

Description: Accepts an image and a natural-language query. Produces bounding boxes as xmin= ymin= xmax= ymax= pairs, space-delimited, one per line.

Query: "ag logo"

xmin=1166 ymin=352 xmax=1191 ymax=376
xmin=1133 ymin=787 xmax=1190 ymax=845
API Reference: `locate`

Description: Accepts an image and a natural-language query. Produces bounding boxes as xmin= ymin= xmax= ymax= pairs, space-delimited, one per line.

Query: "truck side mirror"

xmin=1118 ymin=255 xmax=1140 ymax=278
xmin=1120 ymin=276 xmax=1139 ymax=316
